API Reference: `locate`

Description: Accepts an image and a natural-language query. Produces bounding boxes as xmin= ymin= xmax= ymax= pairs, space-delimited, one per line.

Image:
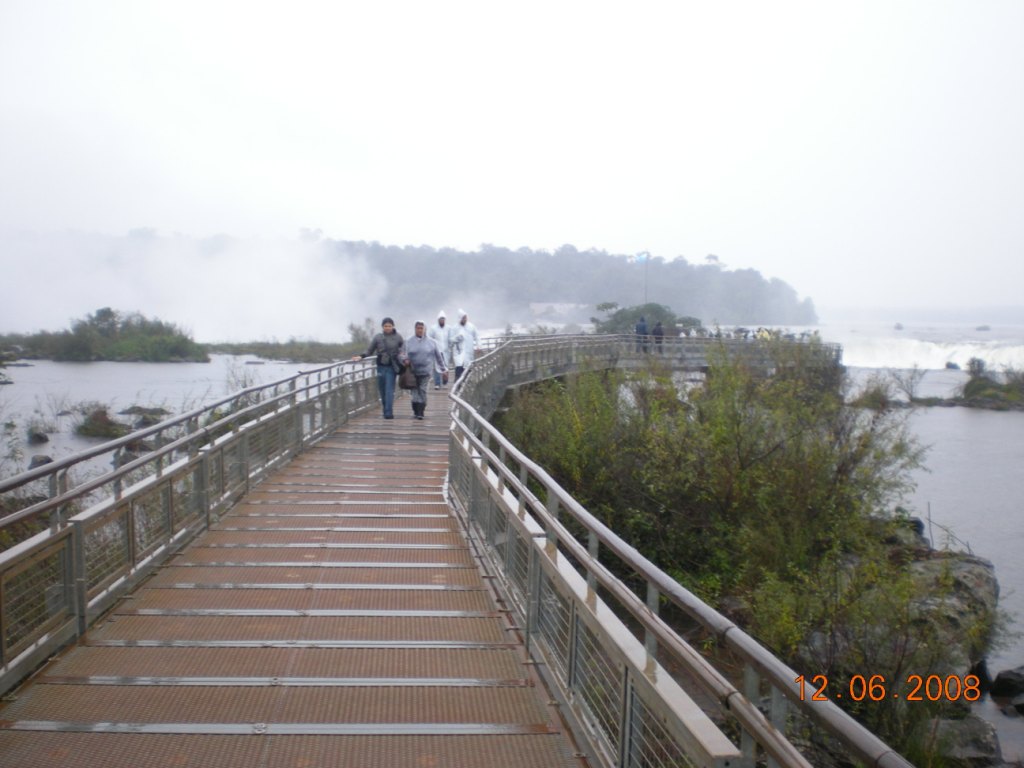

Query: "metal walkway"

xmin=1 ymin=337 xmax=915 ymax=768
xmin=0 ymin=402 xmax=586 ymax=767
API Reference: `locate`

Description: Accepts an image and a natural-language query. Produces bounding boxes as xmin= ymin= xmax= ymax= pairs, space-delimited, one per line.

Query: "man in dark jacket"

xmin=635 ymin=316 xmax=648 ymax=353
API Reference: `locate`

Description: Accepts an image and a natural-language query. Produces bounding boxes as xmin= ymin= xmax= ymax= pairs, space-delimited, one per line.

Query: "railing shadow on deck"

xmin=0 ymin=333 xmax=909 ymax=768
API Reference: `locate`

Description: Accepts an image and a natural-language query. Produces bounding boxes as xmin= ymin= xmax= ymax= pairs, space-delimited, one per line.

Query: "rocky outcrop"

xmin=822 ymin=519 xmax=1005 ymax=765
xmin=991 ymin=666 xmax=1024 ymax=698
xmin=119 ymin=405 xmax=171 ymax=429
xmin=886 ymin=517 xmax=1000 ymax=671
xmin=27 ymin=429 xmax=49 ymax=445
xmin=909 ymin=551 xmax=1000 ymax=670
xmin=904 ymin=530 xmax=1006 ymax=765
xmin=932 ymin=715 xmax=1002 ymax=767
xmin=1011 ymin=693 xmax=1024 ymax=717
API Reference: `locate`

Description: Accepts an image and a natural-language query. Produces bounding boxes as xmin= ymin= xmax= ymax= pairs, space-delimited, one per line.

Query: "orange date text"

xmin=794 ymin=673 xmax=981 ymax=703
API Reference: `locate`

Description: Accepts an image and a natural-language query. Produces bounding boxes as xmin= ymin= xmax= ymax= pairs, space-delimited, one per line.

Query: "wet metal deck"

xmin=0 ymin=403 xmax=587 ymax=767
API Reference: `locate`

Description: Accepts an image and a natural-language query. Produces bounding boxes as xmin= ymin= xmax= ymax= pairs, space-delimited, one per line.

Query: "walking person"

xmin=651 ymin=320 xmax=664 ymax=353
xmin=351 ymin=317 xmax=407 ymax=419
xmin=428 ymin=310 xmax=452 ymax=389
xmin=406 ymin=320 xmax=448 ymax=420
xmin=451 ymin=309 xmax=479 ymax=382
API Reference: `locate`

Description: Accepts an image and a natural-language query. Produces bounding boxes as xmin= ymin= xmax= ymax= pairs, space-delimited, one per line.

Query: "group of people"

xmin=352 ymin=310 xmax=479 ymax=420
xmin=634 ymin=316 xmax=665 ymax=353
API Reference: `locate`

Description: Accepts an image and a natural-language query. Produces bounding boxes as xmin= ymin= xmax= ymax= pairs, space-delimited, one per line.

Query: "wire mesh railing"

xmin=0 ymin=360 xmax=379 ymax=692
xmin=448 ymin=334 xmax=911 ymax=768
xmin=0 ymin=332 xmax=898 ymax=768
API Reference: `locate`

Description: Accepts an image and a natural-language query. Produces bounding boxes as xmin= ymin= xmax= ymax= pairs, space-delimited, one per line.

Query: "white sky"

xmin=2 ymin=0 xmax=1023 ymax=328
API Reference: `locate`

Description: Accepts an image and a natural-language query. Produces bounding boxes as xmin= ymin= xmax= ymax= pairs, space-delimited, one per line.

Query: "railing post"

xmin=743 ymin=665 xmax=760 ymax=764
xmin=565 ymin=601 xmax=580 ymax=708
xmin=545 ymin=489 xmax=559 ymax=553
xmin=525 ymin=540 xmax=542 ymax=655
xmin=187 ymin=416 xmax=200 ymax=458
xmin=496 ymin=446 xmax=506 ymax=497
xmin=112 ymin=447 xmax=123 ymax=500
xmin=49 ymin=470 xmax=68 ymax=531
xmin=768 ymin=685 xmax=788 ymax=768
xmin=291 ymin=379 xmax=303 ymax=450
xmin=468 ymin=455 xmax=483 ymax=528
xmin=617 ymin=670 xmax=635 ymax=768
xmin=197 ymin=447 xmax=211 ymax=529
xmin=126 ymin=499 xmax=138 ymax=569
xmin=0 ymin=570 xmax=6 ymax=664
xmin=645 ymin=581 xmax=660 ymax=658
xmin=241 ymin=432 xmax=251 ymax=494
xmin=162 ymin=482 xmax=172 ymax=544
xmin=587 ymin=531 xmax=599 ymax=593
xmin=72 ymin=519 xmax=88 ymax=638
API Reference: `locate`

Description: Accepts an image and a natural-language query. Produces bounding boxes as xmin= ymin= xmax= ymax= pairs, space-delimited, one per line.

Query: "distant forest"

xmin=2 ymin=232 xmax=817 ymax=346
xmin=326 ymin=240 xmax=817 ymax=327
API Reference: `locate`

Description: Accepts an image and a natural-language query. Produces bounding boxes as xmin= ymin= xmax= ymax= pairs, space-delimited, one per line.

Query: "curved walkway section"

xmin=0 ymin=405 xmax=586 ymax=768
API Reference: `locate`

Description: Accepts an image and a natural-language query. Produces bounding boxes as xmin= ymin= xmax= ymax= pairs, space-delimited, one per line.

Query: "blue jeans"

xmin=376 ymin=364 xmax=397 ymax=418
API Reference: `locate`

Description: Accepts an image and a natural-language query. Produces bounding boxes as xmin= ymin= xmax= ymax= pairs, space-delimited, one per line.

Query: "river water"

xmin=2 ymin=321 xmax=1024 ymax=758
xmin=828 ymin=318 xmax=1024 ymax=760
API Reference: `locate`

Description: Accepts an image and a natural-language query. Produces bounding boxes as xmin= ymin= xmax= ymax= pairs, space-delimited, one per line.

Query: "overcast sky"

xmin=2 ymin=1 xmax=1022 ymax=335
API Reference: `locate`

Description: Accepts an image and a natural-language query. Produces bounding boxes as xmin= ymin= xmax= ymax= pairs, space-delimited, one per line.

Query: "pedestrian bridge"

xmin=0 ymin=334 xmax=909 ymax=768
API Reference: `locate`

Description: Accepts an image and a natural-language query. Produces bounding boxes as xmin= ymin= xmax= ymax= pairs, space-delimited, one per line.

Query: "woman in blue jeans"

xmin=352 ymin=317 xmax=407 ymax=419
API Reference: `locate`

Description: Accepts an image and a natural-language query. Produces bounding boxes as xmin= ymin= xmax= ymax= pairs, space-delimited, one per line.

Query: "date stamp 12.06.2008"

xmin=795 ymin=673 xmax=981 ymax=703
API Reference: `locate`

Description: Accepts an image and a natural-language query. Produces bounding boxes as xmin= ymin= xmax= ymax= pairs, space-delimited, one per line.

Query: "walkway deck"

xmin=0 ymin=402 xmax=587 ymax=767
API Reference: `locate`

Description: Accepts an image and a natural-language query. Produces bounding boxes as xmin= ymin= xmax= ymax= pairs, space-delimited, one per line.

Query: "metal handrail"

xmin=447 ymin=334 xmax=911 ymax=768
xmin=0 ymin=357 xmax=381 ymax=692
xmin=0 ymin=360 xmax=363 ymax=498
xmin=1 ymin=363 xmax=360 ymax=528
xmin=0 ymin=333 xmax=901 ymax=767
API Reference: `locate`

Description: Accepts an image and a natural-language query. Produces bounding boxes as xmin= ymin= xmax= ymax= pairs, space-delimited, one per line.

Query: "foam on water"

xmin=796 ymin=321 xmax=1024 ymax=370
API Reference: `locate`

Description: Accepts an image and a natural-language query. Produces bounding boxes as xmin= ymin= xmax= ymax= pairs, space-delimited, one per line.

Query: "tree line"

xmin=328 ymin=240 xmax=817 ymax=327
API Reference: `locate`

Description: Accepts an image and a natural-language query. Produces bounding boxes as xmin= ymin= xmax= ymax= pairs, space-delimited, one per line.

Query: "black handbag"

xmin=398 ymin=365 xmax=417 ymax=390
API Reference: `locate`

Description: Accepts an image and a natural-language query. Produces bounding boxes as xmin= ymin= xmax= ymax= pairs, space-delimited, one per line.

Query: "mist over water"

xmin=1 ymin=231 xmax=388 ymax=342
xmin=810 ymin=319 xmax=1024 ymax=371
xmin=0 ymin=231 xmax=557 ymax=345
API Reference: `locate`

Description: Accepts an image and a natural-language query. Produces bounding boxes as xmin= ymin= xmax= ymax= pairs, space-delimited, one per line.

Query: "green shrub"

xmin=493 ymin=342 xmax=992 ymax=759
xmin=4 ymin=308 xmax=208 ymax=362
xmin=76 ymin=407 xmax=130 ymax=439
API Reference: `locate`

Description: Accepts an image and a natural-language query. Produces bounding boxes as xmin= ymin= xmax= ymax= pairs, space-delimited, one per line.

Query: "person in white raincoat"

xmin=450 ymin=309 xmax=479 ymax=382
xmin=427 ymin=310 xmax=453 ymax=389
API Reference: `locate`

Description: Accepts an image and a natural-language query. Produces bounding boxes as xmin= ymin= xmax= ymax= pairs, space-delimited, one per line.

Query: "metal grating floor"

xmin=0 ymin=402 xmax=588 ymax=767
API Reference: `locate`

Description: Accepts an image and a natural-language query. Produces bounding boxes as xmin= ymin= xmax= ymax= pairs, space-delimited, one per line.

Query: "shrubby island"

xmin=1 ymin=307 xmax=208 ymax=363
